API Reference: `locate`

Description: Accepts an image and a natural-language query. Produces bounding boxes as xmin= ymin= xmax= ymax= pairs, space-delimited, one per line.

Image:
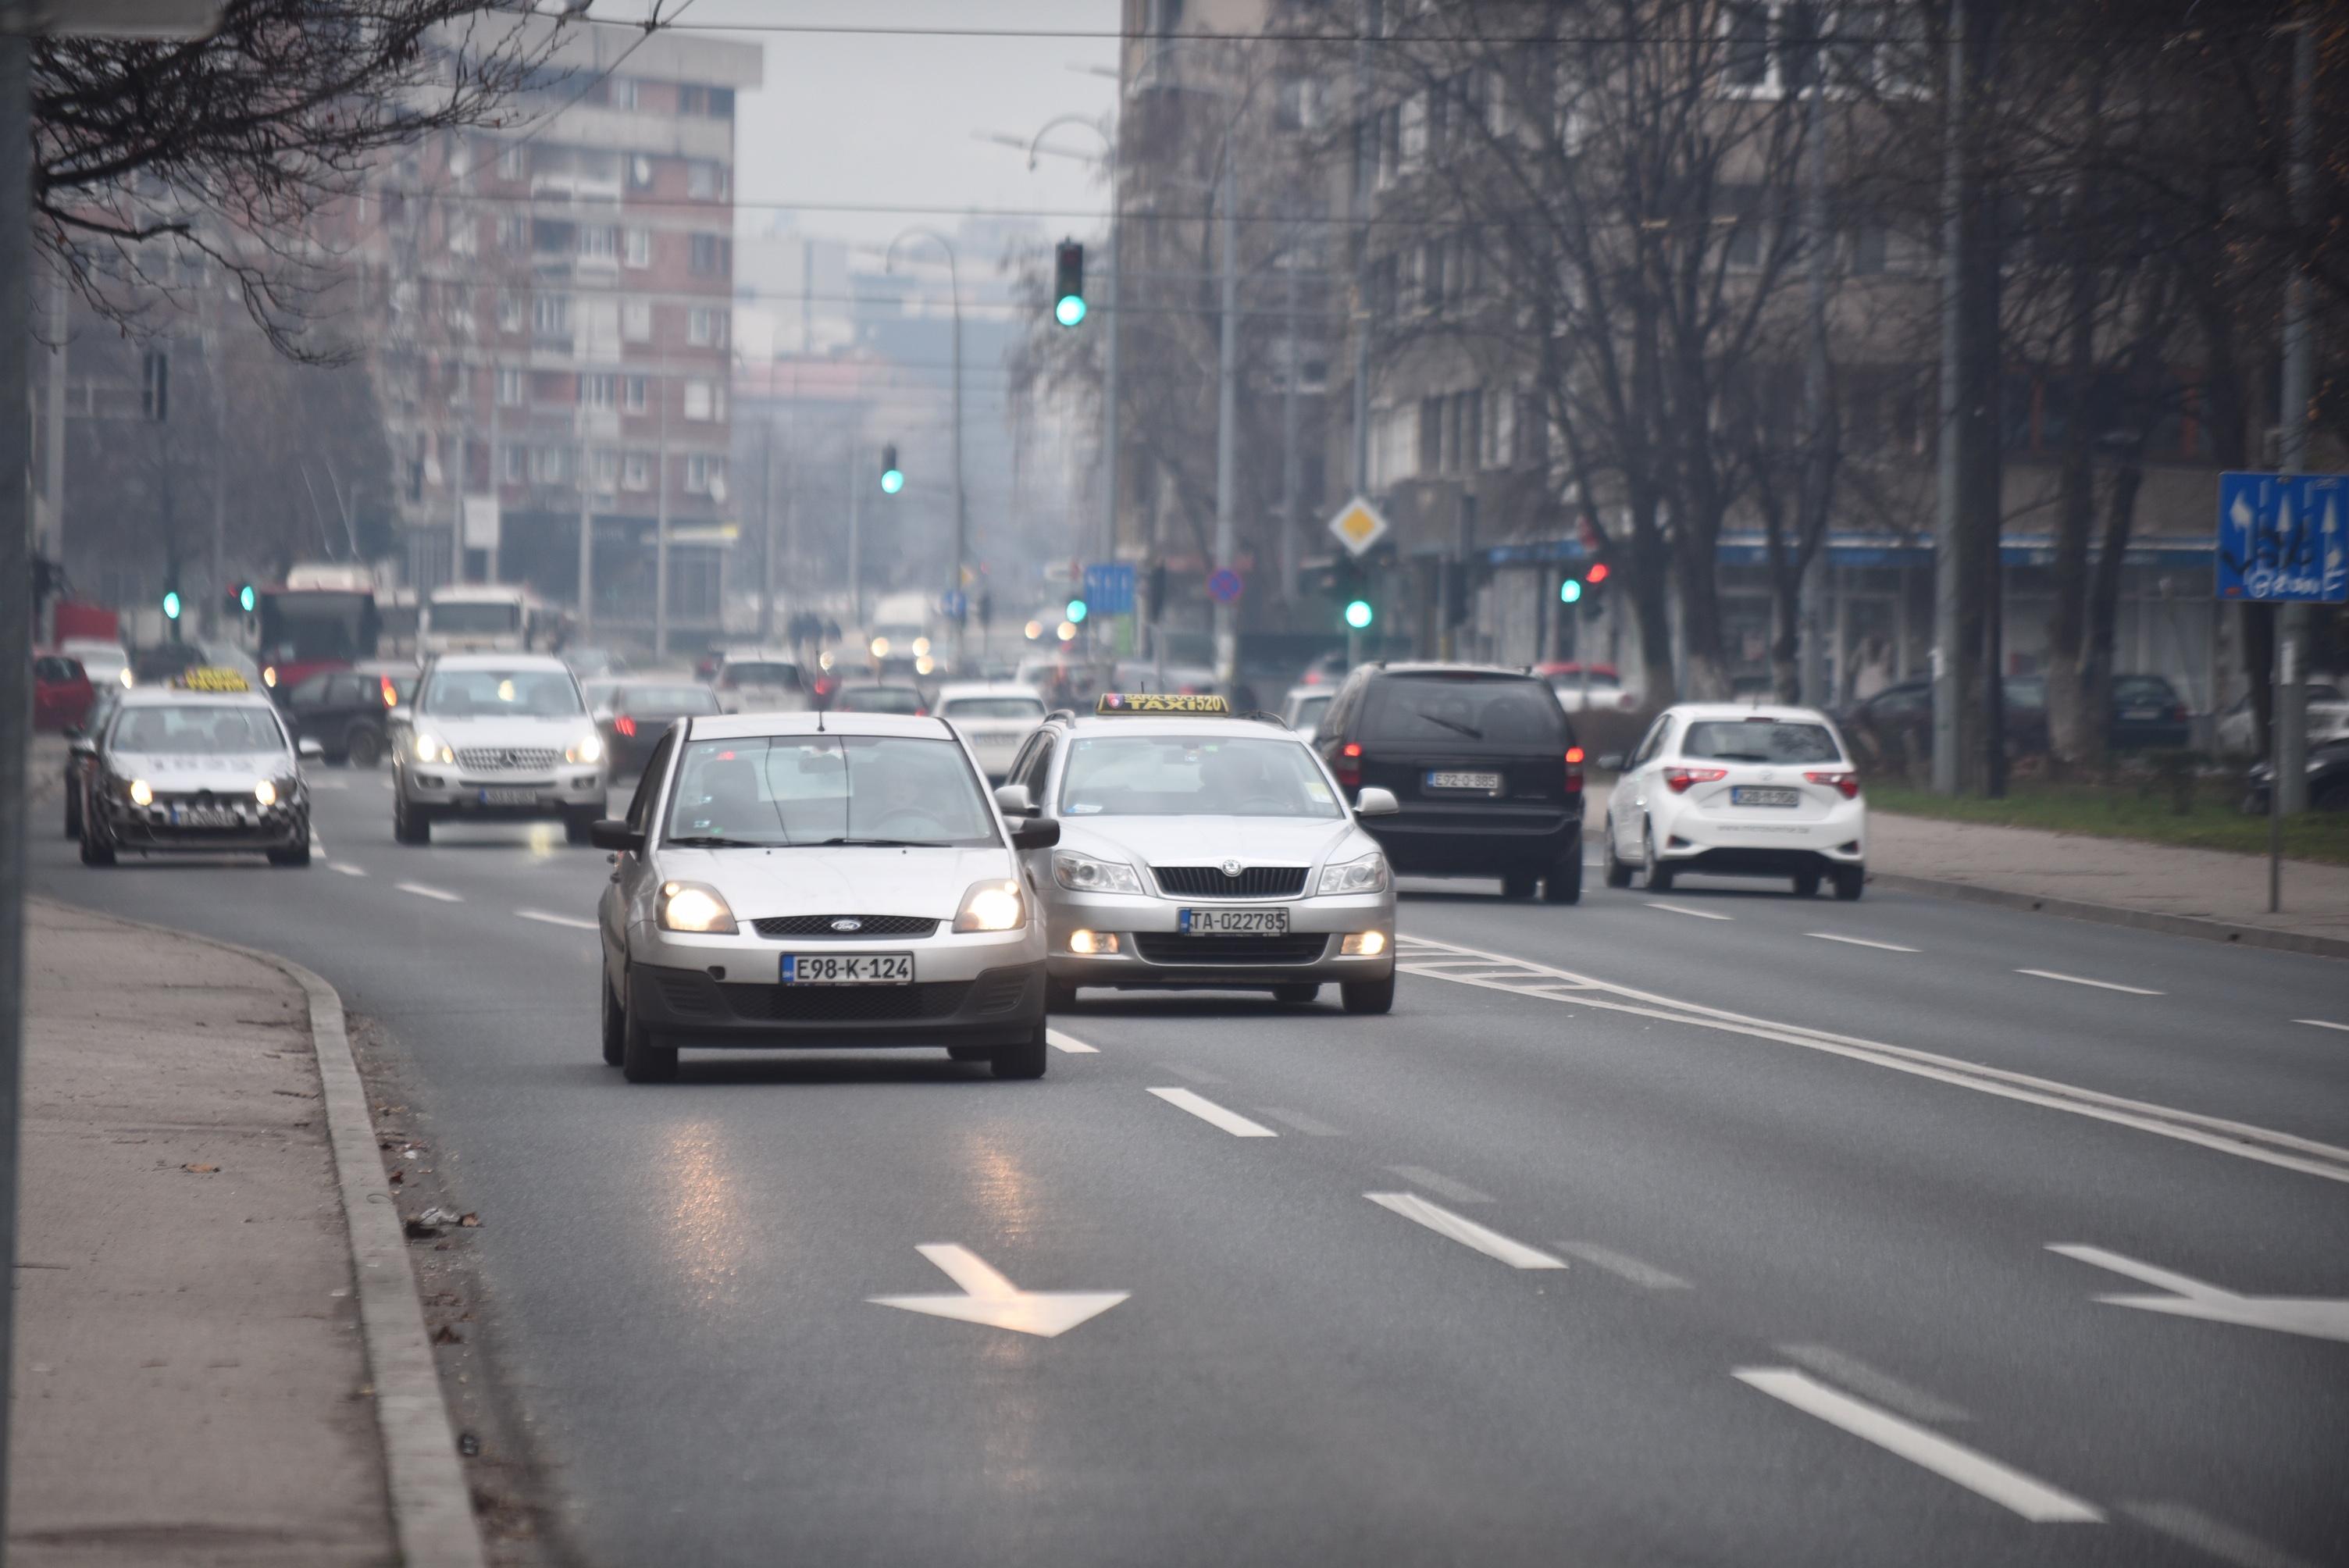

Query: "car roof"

xmin=717 ymin=647 xmax=798 ymax=663
xmin=426 ymin=652 xmax=572 ymax=672
xmin=1363 ymin=661 xmax=1541 ymax=680
xmin=1053 ymin=714 xmax=1299 ymax=740
xmin=1663 ymin=702 xmax=1839 ymax=725
xmin=686 ymin=712 xmax=952 ymax=741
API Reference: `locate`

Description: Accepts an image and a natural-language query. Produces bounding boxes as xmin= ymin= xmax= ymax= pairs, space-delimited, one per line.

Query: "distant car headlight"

xmin=1053 ymin=849 xmax=1145 ymax=894
xmin=658 ymin=881 xmax=737 ymax=935
xmin=413 ymin=732 xmax=454 ymax=764
xmin=254 ymin=779 xmax=279 ymax=807
xmin=117 ymin=668 xmax=134 ymax=688
xmin=127 ymin=779 xmax=153 ymax=807
xmin=567 ymin=732 xmax=604 ymax=765
xmin=954 ymin=879 xmax=1026 ymax=932
xmin=1316 ymin=850 xmax=1388 ymax=896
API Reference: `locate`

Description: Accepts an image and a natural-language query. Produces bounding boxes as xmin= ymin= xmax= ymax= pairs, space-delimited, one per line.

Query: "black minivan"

xmin=1314 ymin=663 xmax=1584 ymax=903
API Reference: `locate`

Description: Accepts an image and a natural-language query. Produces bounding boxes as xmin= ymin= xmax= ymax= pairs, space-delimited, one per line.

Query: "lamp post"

xmin=883 ymin=228 xmax=967 ymax=668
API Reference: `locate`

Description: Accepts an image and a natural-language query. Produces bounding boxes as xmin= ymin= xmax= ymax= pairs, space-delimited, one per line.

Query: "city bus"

xmin=255 ymin=565 xmax=380 ymax=693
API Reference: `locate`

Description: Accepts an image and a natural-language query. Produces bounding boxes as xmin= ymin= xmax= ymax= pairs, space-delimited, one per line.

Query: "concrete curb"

xmin=1866 ymin=872 xmax=2349 ymax=962
xmin=29 ymin=899 xmax=489 ymax=1568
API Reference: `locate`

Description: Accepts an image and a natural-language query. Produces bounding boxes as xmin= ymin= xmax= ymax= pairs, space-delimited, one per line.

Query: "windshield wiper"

xmin=1411 ymin=710 xmax=1484 ymax=739
xmin=807 ymin=836 xmax=950 ymax=849
xmin=665 ymin=834 xmax=769 ymax=849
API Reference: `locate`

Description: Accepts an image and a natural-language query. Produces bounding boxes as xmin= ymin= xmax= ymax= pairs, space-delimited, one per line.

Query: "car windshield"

xmin=943 ymin=695 xmax=1045 ymax=721
xmin=430 ymin=601 xmax=522 ymax=633
xmin=1059 ymin=735 xmax=1342 ymax=819
xmin=1362 ymin=677 xmax=1567 ymax=747
xmin=838 ymin=686 xmax=924 ymax=715
xmin=113 ymin=704 xmax=283 ymax=754
xmin=1291 ymin=693 xmax=1332 ymax=725
xmin=719 ymin=661 xmax=801 ymax=688
xmin=663 ymin=734 xmax=996 ymax=847
xmin=619 ymin=685 xmax=719 ymax=714
xmin=1680 ymin=719 xmax=1843 ymax=764
xmin=422 ymin=668 xmax=583 ymax=717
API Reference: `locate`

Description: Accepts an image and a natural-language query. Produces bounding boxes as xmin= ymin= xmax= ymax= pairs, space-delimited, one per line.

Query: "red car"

xmin=32 ymin=652 xmax=94 ymax=732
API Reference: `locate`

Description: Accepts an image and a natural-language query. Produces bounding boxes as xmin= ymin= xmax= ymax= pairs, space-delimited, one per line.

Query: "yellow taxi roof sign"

xmin=172 ymin=667 xmax=252 ymax=692
xmin=1096 ymin=692 xmax=1228 ymax=715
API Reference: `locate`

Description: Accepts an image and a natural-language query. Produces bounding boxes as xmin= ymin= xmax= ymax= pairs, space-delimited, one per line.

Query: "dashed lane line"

xmin=1046 ymin=1028 xmax=1099 ymax=1054
xmin=1773 ymin=1344 xmax=1969 ymax=1424
xmin=1385 ymin=1164 xmax=1492 ymax=1205
xmin=394 ymin=882 xmax=462 ymax=903
xmin=1647 ymin=901 xmax=1734 ymax=921
xmin=2119 ymin=1502 xmax=2320 ymax=1568
xmin=327 ymin=862 xmax=367 ymax=878
xmin=516 ymin=909 xmax=598 ymax=932
xmin=1365 ymin=1192 xmax=1565 ymax=1270
xmin=1733 ymin=1368 xmax=2101 ymax=1523
xmin=1554 ymin=1242 xmax=1690 ymax=1291
xmin=2017 ymin=968 xmax=2163 ymax=996
xmin=1806 ymin=932 xmax=1920 ymax=953
xmin=1147 ymin=1087 xmax=1277 ymax=1138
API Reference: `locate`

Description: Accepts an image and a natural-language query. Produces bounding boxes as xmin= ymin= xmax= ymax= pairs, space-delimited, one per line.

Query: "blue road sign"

xmin=943 ymin=589 xmax=968 ymax=622
xmin=2216 ymin=471 xmax=2349 ymax=603
xmin=1207 ymin=567 xmax=1244 ymax=604
xmin=1081 ymin=562 xmax=1135 ymax=615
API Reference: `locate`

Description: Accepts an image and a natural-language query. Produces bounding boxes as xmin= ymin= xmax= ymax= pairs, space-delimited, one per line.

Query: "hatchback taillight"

xmin=1335 ymin=742 xmax=1363 ymax=791
xmin=1564 ymin=746 xmax=1584 ymax=795
xmin=1663 ymin=767 xmax=1727 ymax=794
xmin=1805 ymin=770 xmax=1859 ymax=800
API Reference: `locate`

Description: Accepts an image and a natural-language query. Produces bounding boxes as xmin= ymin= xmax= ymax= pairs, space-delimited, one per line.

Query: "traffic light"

xmin=1559 ymin=576 xmax=1583 ymax=604
xmin=1066 ymin=597 xmax=1088 ymax=625
xmin=880 ymin=444 xmax=904 ymax=494
xmin=1573 ymin=559 xmax=1610 ymax=613
xmin=230 ymin=581 xmax=257 ymax=616
xmin=141 ymin=348 xmax=169 ymax=422
xmin=162 ymin=590 xmax=181 ymax=622
xmin=1344 ymin=598 xmax=1374 ymax=630
xmin=1053 ymin=239 xmax=1085 ymax=327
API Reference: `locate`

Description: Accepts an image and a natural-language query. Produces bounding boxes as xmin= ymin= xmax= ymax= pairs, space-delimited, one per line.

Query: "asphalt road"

xmin=32 ymin=768 xmax=2349 ymax=1567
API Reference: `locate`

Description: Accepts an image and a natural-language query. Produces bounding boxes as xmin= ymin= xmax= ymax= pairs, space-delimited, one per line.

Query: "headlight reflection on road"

xmin=658 ymin=1123 xmax=747 ymax=1316
xmin=960 ymin=1135 xmax=1048 ymax=1494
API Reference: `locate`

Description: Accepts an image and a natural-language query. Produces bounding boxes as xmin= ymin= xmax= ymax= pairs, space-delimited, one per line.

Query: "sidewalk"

xmin=11 ymin=902 xmax=396 ymax=1566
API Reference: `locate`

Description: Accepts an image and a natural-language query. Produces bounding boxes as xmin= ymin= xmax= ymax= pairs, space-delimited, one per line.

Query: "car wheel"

xmin=2315 ymin=780 xmax=2349 ymax=813
xmin=1272 ymin=982 xmax=1321 ymax=1004
xmin=393 ymin=793 xmax=431 ymax=845
xmin=565 ymin=811 xmax=596 ymax=846
xmin=991 ymin=1021 xmax=1050 ymax=1080
xmin=1832 ymin=866 xmax=1866 ymax=901
xmin=1544 ymin=853 xmax=1582 ymax=905
xmin=1793 ymin=871 xmax=1821 ymax=898
xmin=947 ymin=1045 xmax=993 ymax=1062
xmin=79 ymin=819 xmax=115 ymax=867
xmin=1602 ymin=822 xmax=1632 ymax=888
xmin=1644 ymin=829 xmax=1674 ymax=892
xmin=1501 ymin=871 xmax=1538 ymax=900
xmin=1046 ymin=978 xmax=1080 ymax=1012
xmin=620 ymin=977 xmax=677 ymax=1083
xmin=345 ymin=724 xmax=383 ymax=769
xmin=600 ymin=970 xmax=626 ymax=1066
xmin=1340 ymin=973 xmax=1395 ymax=1015
xmin=63 ymin=786 xmax=80 ymax=840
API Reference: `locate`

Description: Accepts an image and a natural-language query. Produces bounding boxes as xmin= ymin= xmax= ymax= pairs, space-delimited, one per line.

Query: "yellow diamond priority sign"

xmin=1327 ymin=496 xmax=1391 ymax=558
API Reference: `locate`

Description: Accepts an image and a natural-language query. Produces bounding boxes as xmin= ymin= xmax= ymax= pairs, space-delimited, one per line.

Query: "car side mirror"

xmin=298 ymin=736 xmax=326 ymax=761
xmin=1354 ymin=786 xmax=1401 ymax=818
xmin=993 ymin=783 xmax=1036 ymax=818
xmin=589 ymin=818 xmax=643 ymax=853
xmin=1010 ymin=819 xmax=1060 ymax=852
xmin=387 ymin=704 xmax=412 ymax=726
xmin=1595 ymin=753 xmax=1627 ymax=772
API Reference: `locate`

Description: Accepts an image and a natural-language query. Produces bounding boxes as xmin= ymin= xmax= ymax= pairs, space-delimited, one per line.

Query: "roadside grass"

xmin=1866 ymin=778 xmax=2349 ymax=866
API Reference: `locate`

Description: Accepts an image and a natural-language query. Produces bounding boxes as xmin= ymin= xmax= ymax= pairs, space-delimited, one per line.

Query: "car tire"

xmin=63 ymin=786 xmax=80 ymax=840
xmin=2315 ymin=780 xmax=2349 ymax=813
xmin=601 ymin=971 xmax=626 ymax=1066
xmin=1602 ymin=823 xmax=1632 ymax=888
xmin=393 ymin=793 xmax=431 ymax=846
xmin=1501 ymin=871 xmax=1538 ymax=900
xmin=1644 ymin=829 xmax=1674 ymax=892
xmin=1046 ymin=978 xmax=1080 ymax=1012
xmin=947 ymin=1045 xmax=994 ymax=1062
xmin=991 ymin=1021 xmax=1050 ymax=1080
xmin=1544 ymin=853 xmax=1582 ymax=905
xmin=79 ymin=821 xmax=115 ymax=867
xmin=620 ymin=978 xmax=677 ymax=1083
xmin=1832 ymin=866 xmax=1866 ymax=901
xmin=1272 ymin=982 xmax=1321 ymax=1004
xmin=1340 ymin=973 xmax=1395 ymax=1015
xmin=345 ymin=725 xmax=383 ymax=769
xmin=267 ymin=836 xmax=312 ymax=868
xmin=565 ymin=811 xmax=596 ymax=846
xmin=1793 ymin=871 xmax=1821 ymax=898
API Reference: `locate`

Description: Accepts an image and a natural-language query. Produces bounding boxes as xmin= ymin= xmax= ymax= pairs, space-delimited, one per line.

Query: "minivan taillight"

xmin=1805 ymin=770 xmax=1859 ymax=800
xmin=614 ymin=715 xmax=637 ymax=737
xmin=1335 ymin=742 xmax=1363 ymax=791
xmin=1663 ymin=767 xmax=1727 ymax=794
xmin=1564 ymin=746 xmax=1584 ymax=794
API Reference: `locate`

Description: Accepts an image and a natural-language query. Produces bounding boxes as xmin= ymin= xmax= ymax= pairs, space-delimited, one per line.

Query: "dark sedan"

xmin=598 ymin=681 xmax=722 ymax=773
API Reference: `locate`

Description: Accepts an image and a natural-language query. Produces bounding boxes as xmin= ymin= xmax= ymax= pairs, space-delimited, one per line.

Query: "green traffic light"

xmin=162 ymin=591 xmax=182 ymax=620
xmin=880 ymin=469 xmax=904 ymax=495
xmin=238 ymin=583 xmax=256 ymax=613
xmin=1066 ymin=598 xmax=1088 ymax=624
xmin=1344 ymin=599 xmax=1373 ymax=629
xmin=1054 ymin=294 xmax=1087 ymax=327
xmin=1559 ymin=579 xmax=1582 ymax=604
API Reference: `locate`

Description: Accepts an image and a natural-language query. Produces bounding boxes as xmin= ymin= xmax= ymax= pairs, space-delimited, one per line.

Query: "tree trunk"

xmin=2044 ymin=254 xmax=2101 ymax=774
xmin=2083 ymin=454 xmax=2145 ymax=771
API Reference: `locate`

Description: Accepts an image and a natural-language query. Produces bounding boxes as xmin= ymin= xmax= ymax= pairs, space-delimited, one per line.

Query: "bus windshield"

xmin=258 ymin=590 xmax=378 ymax=666
xmin=430 ymin=600 xmax=524 ymax=634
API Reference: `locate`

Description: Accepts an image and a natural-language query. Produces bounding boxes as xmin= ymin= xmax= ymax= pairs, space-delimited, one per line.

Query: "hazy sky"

xmin=611 ymin=0 xmax=1122 ymax=251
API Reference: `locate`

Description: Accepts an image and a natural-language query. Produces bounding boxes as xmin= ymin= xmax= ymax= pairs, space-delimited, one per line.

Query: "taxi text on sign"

xmin=2215 ymin=471 xmax=2349 ymax=603
xmin=1096 ymin=693 xmax=1230 ymax=715
xmin=1327 ymin=497 xmax=1391 ymax=558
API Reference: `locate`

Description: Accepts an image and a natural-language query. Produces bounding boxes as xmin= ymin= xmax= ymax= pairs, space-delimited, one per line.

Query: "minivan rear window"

xmin=1680 ymin=719 xmax=1842 ymax=764
xmin=1361 ymin=676 xmax=1567 ymax=747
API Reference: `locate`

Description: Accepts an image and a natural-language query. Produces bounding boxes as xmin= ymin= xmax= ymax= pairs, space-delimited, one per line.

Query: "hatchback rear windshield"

xmin=2112 ymin=676 xmax=2180 ymax=706
xmin=618 ymin=685 xmax=719 ymax=714
xmin=943 ymin=696 xmax=1046 ymax=721
xmin=1679 ymin=719 xmax=1842 ymax=764
xmin=665 ymin=735 xmax=996 ymax=848
xmin=1361 ymin=677 xmax=1567 ymax=747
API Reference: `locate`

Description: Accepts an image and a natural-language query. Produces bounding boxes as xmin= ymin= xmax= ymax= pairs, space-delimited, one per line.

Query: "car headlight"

xmin=1053 ymin=849 xmax=1145 ymax=894
xmin=954 ymin=879 xmax=1026 ymax=932
xmin=413 ymin=732 xmax=454 ymax=764
xmin=254 ymin=779 xmax=279 ymax=807
xmin=1316 ymin=850 xmax=1388 ymax=896
xmin=127 ymin=779 xmax=153 ymax=807
xmin=568 ymin=732 xmax=604 ymax=765
xmin=658 ymin=881 xmax=737 ymax=934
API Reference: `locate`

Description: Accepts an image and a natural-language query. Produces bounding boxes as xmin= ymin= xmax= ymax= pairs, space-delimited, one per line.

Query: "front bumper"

xmin=1043 ymin=888 xmax=1395 ymax=989
xmin=401 ymin=766 xmax=605 ymax=816
xmin=99 ymin=795 xmax=307 ymax=853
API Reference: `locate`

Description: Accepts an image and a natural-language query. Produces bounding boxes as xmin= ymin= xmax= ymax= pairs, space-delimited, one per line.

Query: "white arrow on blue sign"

xmin=2215 ymin=471 xmax=2349 ymax=603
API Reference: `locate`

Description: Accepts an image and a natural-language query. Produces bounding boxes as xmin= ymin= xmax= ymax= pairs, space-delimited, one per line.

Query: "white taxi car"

xmin=1601 ymin=703 xmax=1864 ymax=899
xmin=1002 ymin=694 xmax=1399 ymax=1014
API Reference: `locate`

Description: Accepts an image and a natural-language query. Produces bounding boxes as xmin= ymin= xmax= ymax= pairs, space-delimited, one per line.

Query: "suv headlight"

xmin=954 ymin=879 xmax=1025 ymax=932
xmin=658 ymin=881 xmax=737 ymax=934
xmin=412 ymin=732 xmax=454 ymax=764
xmin=1316 ymin=850 xmax=1388 ymax=896
xmin=127 ymin=779 xmax=154 ymax=807
xmin=567 ymin=732 xmax=604 ymax=765
xmin=1053 ymin=849 xmax=1145 ymax=894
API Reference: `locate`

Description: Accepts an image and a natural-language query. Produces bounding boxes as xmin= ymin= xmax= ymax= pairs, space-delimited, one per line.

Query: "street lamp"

xmin=883 ymin=228 xmax=968 ymax=667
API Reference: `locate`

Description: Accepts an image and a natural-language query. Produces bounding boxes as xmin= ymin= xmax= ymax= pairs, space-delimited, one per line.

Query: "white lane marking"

xmin=1365 ymin=1192 xmax=1565 ymax=1270
xmin=394 ymin=882 xmax=462 ymax=903
xmin=2016 ymin=968 xmax=2162 ymax=996
xmin=2294 ymin=1018 xmax=2349 ymax=1034
xmin=516 ymin=909 xmax=597 ymax=932
xmin=2048 ymin=1244 xmax=2349 ymax=1344
xmin=1257 ymin=1107 xmax=1343 ymax=1136
xmin=2121 ymin=1502 xmax=2320 ymax=1568
xmin=1733 ymin=1368 xmax=2101 ymax=1523
xmin=1147 ymin=1087 xmax=1277 ymax=1138
xmin=1556 ymin=1242 xmax=1690 ymax=1291
xmin=328 ymin=862 xmax=368 ymax=878
xmin=1046 ymin=1028 xmax=1098 ymax=1054
xmin=868 ymin=1244 xmax=1127 ymax=1338
xmin=1774 ymin=1343 xmax=1969 ymax=1424
xmin=1806 ymin=932 xmax=1920 ymax=953
xmin=1385 ymin=1164 xmax=1492 ymax=1204
xmin=1392 ymin=932 xmax=2349 ymax=1186
xmin=1647 ymin=901 xmax=1733 ymax=921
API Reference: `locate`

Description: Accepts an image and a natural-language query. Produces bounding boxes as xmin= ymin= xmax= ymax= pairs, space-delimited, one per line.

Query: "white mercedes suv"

xmin=390 ymin=653 xmax=608 ymax=845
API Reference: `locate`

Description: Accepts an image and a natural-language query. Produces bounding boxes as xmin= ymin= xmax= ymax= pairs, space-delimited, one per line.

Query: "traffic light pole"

xmin=0 ymin=30 xmax=33 ymax=1545
xmin=1212 ymin=153 xmax=1239 ymax=688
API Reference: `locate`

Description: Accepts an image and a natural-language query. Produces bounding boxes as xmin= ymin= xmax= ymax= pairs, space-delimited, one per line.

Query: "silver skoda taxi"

xmin=591 ymin=712 xmax=1061 ymax=1083
xmin=1003 ymin=694 xmax=1399 ymax=1014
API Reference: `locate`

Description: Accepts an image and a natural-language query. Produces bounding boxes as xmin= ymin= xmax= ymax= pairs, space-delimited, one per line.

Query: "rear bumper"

xmin=1364 ymin=809 xmax=1583 ymax=876
xmin=1659 ymin=846 xmax=1859 ymax=878
xmin=628 ymin=960 xmax=1045 ymax=1049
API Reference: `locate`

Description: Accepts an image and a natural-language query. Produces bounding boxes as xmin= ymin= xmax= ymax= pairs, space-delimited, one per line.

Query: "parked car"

xmin=58 ymin=636 xmax=130 ymax=692
xmin=1279 ymin=684 xmax=1335 ymax=743
xmin=830 ymin=682 xmax=928 ymax=716
xmin=2242 ymin=736 xmax=2349 ymax=814
xmin=32 ymin=651 xmax=94 ymax=732
xmin=598 ymin=680 xmax=723 ymax=773
xmin=1841 ymin=675 xmax=2050 ymax=764
xmin=2105 ymin=673 xmax=2193 ymax=750
xmin=62 ymin=684 xmax=125 ymax=837
xmin=711 ymin=649 xmax=811 ymax=715
xmin=2214 ymin=682 xmax=2349 ymax=757
xmin=935 ymin=682 xmax=1048 ymax=780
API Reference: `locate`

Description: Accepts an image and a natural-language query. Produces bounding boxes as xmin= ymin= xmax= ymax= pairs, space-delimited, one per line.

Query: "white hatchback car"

xmin=1601 ymin=704 xmax=1865 ymax=899
xmin=934 ymin=682 xmax=1048 ymax=781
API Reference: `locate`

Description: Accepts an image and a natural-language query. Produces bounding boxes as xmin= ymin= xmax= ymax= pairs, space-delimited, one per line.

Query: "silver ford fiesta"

xmin=592 ymin=711 xmax=1061 ymax=1082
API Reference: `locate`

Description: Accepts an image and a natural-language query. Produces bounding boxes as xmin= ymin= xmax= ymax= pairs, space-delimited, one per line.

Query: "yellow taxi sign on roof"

xmin=1096 ymin=692 xmax=1228 ymax=715
xmin=172 ymin=666 xmax=251 ymax=692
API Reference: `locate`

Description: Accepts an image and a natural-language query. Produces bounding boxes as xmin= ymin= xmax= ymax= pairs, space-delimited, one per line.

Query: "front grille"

xmin=753 ymin=914 xmax=939 ymax=939
xmin=1131 ymin=932 xmax=1330 ymax=966
xmin=727 ymin=981 xmax=974 ymax=1023
xmin=1151 ymin=864 xmax=1310 ymax=899
xmin=457 ymin=746 xmax=562 ymax=772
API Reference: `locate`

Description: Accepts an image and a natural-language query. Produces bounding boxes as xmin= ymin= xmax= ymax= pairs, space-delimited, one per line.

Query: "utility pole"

xmin=884 ymin=230 xmax=966 ymax=666
xmin=41 ymin=263 xmax=61 ymax=625
xmin=1279 ymin=219 xmax=1300 ymax=608
xmin=654 ymin=372 xmax=670 ymax=658
xmin=846 ymin=438 xmax=864 ymax=629
xmin=574 ymin=393 xmax=593 ymax=643
xmin=2276 ymin=17 xmax=2315 ymax=815
xmin=758 ymin=416 xmax=777 ymax=644
xmin=1212 ymin=151 xmax=1239 ymax=686
xmin=1798 ymin=44 xmax=1830 ymax=708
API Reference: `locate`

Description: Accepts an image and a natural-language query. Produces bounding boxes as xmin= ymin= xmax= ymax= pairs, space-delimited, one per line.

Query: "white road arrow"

xmin=2049 ymin=1245 xmax=2349 ymax=1344
xmin=869 ymin=1244 xmax=1128 ymax=1338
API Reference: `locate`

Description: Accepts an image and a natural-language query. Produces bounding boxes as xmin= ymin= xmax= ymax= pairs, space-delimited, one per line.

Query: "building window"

xmin=497 ymin=215 xmax=528 ymax=254
xmin=621 ymin=299 xmax=652 ymax=342
xmin=628 ymin=154 xmax=654 ymax=190
xmin=590 ymin=448 xmax=619 ymax=491
xmin=688 ymin=233 xmax=731 ymax=276
xmin=580 ymin=372 xmax=616 ymax=410
xmin=496 ymin=290 xmax=523 ymax=333
xmin=686 ymin=160 xmax=727 ymax=200
xmin=687 ymin=306 xmax=729 ymax=347
xmin=501 ymin=444 xmax=526 ymax=483
xmin=623 ymin=374 xmax=649 ymax=412
xmin=686 ymin=454 xmax=726 ymax=494
xmin=679 ymin=84 xmax=708 ymax=116
xmin=624 ymin=226 xmax=652 ymax=267
xmin=532 ymin=446 xmax=571 ymax=486
xmin=707 ymin=87 xmax=735 ymax=118
xmin=1274 ymin=77 xmax=1320 ymax=133
xmin=622 ymin=451 xmax=651 ymax=491
xmin=611 ymin=77 xmax=639 ymax=110
xmin=580 ymin=224 xmax=618 ymax=259
xmin=495 ymin=367 xmax=526 ymax=406
xmin=496 ymin=142 xmax=526 ymax=180
xmin=533 ymin=294 xmax=572 ymax=337
xmin=683 ymin=380 xmax=722 ymax=422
